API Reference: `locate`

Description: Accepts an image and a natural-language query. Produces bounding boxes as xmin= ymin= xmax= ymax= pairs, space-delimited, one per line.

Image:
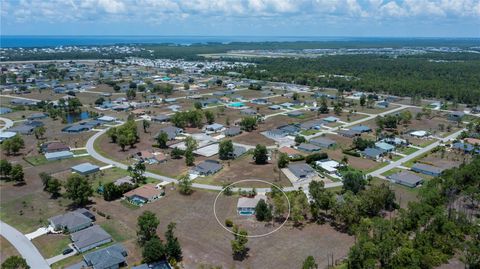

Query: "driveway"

xmin=0 ymin=221 xmax=50 ymax=269
xmin=46 ymin=243 xmax=77 ymax=265
xmin=0 ymin=116 xmax=14 ymax=131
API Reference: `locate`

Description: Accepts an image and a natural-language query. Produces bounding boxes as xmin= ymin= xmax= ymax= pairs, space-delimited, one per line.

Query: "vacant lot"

xmin=198 ymin=153 xmax=292 ymax=187
xmin=32 ymin=234 xmax=71 ymax=259
xmin=0 ymin=236 xmax=19 ymax=263
xmin=81 ymin=189 xmax=355 ymax=269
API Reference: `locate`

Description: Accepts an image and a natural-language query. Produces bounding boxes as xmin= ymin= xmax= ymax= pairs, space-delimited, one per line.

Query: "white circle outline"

xmin=213 ymin=179 xmax=291 ymax=238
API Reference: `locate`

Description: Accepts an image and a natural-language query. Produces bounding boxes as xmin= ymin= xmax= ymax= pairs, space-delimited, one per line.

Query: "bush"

xmin=342 ymin=149 xmax=361 ymax=157
xmin=305 ymin=152 xmax=328 ymax=164
xmin=225 ymin=219 xmax=233 ymax=227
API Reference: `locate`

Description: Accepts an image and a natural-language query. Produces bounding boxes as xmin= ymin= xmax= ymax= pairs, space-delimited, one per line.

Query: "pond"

xmin=66 ymin=111 xmax=90 ymax=123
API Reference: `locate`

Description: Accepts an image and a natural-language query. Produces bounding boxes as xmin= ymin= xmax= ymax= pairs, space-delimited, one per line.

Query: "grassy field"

xmin=399 ymin=146 xmax=419 ymax=155
xmin=370 ymin=177 xmax=419 ymax=208
xmin=32 ymin=234 xmax=71 ymax=258
xmin=99 ymin=220 xmax=135 ymax=243
xmin=0 ymin=236 xmax=20 ymax=263
xmin=381 ymin=168 xmax=403 ymax=177
xmin=23 ymin=155 xmax=49 ymax=166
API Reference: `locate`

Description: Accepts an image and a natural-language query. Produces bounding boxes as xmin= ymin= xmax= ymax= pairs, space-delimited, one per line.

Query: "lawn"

xmin=99 ymin=220 xmax=135 ymax=242
xmin=23 ymin=155 xmax=49 ymax=166
xmin=301 ymin=129 xmax=320 ymax=136
xmin=32 ymin=234 xmax=71 ymax=258
xmin=0 ymin=236 xmax=19 ymax=263
xmin=71 ymin=149 xmax=88 ymax=155
xmin=400 ymin=147 xmax=419 ymax=155
xmin=381 ymin=168 xmax=403 ymax=177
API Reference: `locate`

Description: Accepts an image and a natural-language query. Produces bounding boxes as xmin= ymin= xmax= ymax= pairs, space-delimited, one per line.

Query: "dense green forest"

xmin=216 ymin=53 xmax=480 ymax=104
xmin=344 ymin=157 xmax=480 ymax=269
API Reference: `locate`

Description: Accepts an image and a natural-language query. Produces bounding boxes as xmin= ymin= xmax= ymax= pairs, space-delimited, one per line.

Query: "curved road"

xmin=0 ymin=117 xmax=14 ymax=132
xmin=0 ymin=221 xmax=50 ymax=269
xmin=86 ymin=128 xmax=307 ymax=192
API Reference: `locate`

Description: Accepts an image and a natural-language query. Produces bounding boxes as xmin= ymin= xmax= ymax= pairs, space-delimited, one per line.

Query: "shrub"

xmin=225 ymin=219 xmax=234 ymax=227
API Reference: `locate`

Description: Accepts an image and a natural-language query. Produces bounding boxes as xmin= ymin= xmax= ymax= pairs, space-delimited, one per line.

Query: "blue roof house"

xmin=363 ymin=147 xmax=383 ymax=160
xmin=375 ymin=142 xmax=395 ymax=153
xmin=351 ymin=125 xmax=372 ymax=133
xmin=71 ymin=163 xmax=100 ymax=175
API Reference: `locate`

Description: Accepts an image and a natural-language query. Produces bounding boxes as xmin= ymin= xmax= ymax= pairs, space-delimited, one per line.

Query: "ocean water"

xmin=0 ymin=35 xmax=353 ymax=48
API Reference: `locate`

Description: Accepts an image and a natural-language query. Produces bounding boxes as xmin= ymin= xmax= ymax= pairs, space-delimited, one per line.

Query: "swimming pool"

xmin=239 ymin=210 xmax=254 ymax=216
xmin=229 ymin=102 xmax=245 ymax=107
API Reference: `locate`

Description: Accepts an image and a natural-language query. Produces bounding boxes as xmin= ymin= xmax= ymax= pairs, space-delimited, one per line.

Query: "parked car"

xmin=62 ymin=248 xmax=74 ymax=255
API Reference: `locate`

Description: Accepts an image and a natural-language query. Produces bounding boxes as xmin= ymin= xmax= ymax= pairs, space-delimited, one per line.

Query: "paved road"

xmin=0 ymin=221 xmax=50 ymax=269
xmin=0 ymin=117 xmax=14 ymax=131
xmin=368 ymin=128 xmax=465 ymax=178
xmin=46 ymin=244 xmax=77 ymax=265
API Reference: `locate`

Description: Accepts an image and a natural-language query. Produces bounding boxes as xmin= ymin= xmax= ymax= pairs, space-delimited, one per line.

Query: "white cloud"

xmin=2 ymin=0 xmax=479 ymax=25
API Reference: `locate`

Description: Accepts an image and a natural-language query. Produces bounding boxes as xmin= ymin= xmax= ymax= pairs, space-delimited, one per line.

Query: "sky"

xmin=1 ymin=0 xmax=480 ymax=37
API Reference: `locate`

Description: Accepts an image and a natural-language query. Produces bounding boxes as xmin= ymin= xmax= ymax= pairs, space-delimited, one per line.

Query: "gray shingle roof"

xmin=388 ymin=171 xmax=423 ymax=187
xmin=84 ymin=244 xmax=127 ymax=269
xmin=192 ymin=160 xmax=222 ymax=175
xmin=288 ymin=163 xmax=316 ymax=179
xmin=71 ymin=225 xmax=112 ymax=251
xmin=310 ymin=137 xmax=336 ymax=148
xmin=49 ymin=211 xmax=92 ymax=232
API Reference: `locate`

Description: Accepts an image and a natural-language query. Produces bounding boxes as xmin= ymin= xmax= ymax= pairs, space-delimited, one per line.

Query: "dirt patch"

xmin=0 ymin=236 xmax=20 ymax=264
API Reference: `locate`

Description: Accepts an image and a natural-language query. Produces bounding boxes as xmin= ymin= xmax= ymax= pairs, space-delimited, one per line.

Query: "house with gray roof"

xmin=240 ymin=108 xmax=257 ymax=115
xmin=45 ymin=151 xmax=74 ymax=161
xmin=300 ymin=119 xmax=323 ymax=130
xmin=191 ymin=160 xmax=223 ymax=175
xmin=225 ymin=127 xmax=241 ymax=137
xmin=83 ymin=244 xmax=127 ymax=269
xmin=375 ymin=141 xmax=395 ymax=153
xmin=297 ymin=143 xmax=321 ymax=152
xmin=387 ymin=170 xmax=423 ymax=188
xmin=9 ymin=124 xmax=35 ymax=135
xmin=71 ymin=225 xmax=112 ymax=252
xmin=269 ymin=105 xmax=282 ymax=110
xmin=338 ymin=129 xmax=361 ymax=138
xmin=411 ymin=163 xmax=445 ymax=177
xmin=322 ymin=116 xmax=339 ymax=123
xmin=229 ymin=145 xmax=247 ymax=159
xmin=132 ymin=261 xmax=172 ymax=269
xmin=62 ymin=124 xmax=91 ymax=133
xmin=151 ymin=114 xmax=171 ymax=122
xmin=157 ymin=126 xmax=182 ymax=140
xmin=287 ymin=110 xmax=304 ymax=117
xmin=351 ymin=125 xmax=372 ymax=133
xmin=205 ymin=123 xmax=224 ymax=133
xmin=71 ymin=163 xmax=100 ymax=175
xmin=48 ymin=210 xmax=93 ymax=233
xmin=363 ymin=147 xmax=383 ymax=160
xmin=310 ymin=137 xmax=336 ymax=148
xmin=287 ymin=163 xmax=316 ymax=181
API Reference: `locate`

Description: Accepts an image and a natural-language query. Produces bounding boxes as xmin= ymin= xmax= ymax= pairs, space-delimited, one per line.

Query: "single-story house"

xmin=387 ymin=170 xmax=423 ymax=188
xmin=191 ymin=160 xmax=222 ymax=176
xmin=351 ymin=125 xmax=372 ymax=133
xmin=97 ymin=116 xmax=116 ymax=122
xmin=25 ymin=120 xmax=44 ymax=128
xmin=287 ymin=111 xmax=304 ymax=117
xmin=315 ymin=159 xmax=340 ymax=175
xmin=71 ymin=225 xmax=112 ymax=253
xmin=0 ymin=107 xmax=12 ymax=115
xmin=383 ymin=137 xmax=408 ymax=146
xmin=205 ymin=123 xmax=224 ymax=133
xmin=112 ymin=104 xmax=130 ymax=111
xmin=42 ymin=141 xmax=70 ymax=153
xmin=229 ymin=145 xmax=247 ymax=159
xmin=113 ymin=176 xmax=134 ymax=187
xmin=194 ymin=143 xmax=220 ymax=157
xmin=240 ymin=108 xmax=257 ymax=116
xmin=363 ymin=147 xmax=383 ymax=160
xmin=27 ymin=112 xmax=48 ymax=120
xmin=281 ymin=102 xmax=294 ymax=108
xmin=9 ymin=124 xmax=35 ymax=135
xmin=448 ymin=111 xmax=465 ymax=122
xmin=71 ymin=163 xmax=100 ymax=175
xmin=322 ymin=116 xmax=339 ymax=123
xmin=465 ymin=138 xmax=480 ymax=145
xmin=45 ymin=150 xmax=74 ymax=161
xmin=48 ymin=209 xmax=93 ymax=233
xmin=62 ymin=124 xmax=91 ymax=133
xmin=277 ymin=124 xmax=301 ymax=135
xmin=237 ymin=194 xmax=267 ymax=215
xmin=157 ymin=126 xmax=183 ymax=140
xmin=310 ymin=137 xmax=336 ymax=148
xmin=375 ymin=141 xmax=395 ymax=153
xmin=151 ymin=114 xmax=171 ymax=123
xmin=135 ymin=151 xmax=167 ymax=164
xmin=287 ymin=163 xmax=316 ymax=181
xmin=0 ymin=132 xmax=17 ymax=142
xmin=297 ymin=143 xmax=321 ymax=152
xmin=10 ymin=98 xmax=37 ymax=106
xmin=269 ymin=105 xmax=282 ymax=110
xmin=411 ymin=163 xmax=445 ymax=177
xmin=300 ymin=119 xmax=323 ymax=130
xmin=278 ymin=146 xmax=303 ymax=158
xmin=452 ymin=142 xmax=479 ymax=154
xmin=376 ymin=101 xmax=389 ymax=108
xmin=338 ymin=129 xmax=361 ymax=138
xmin=225 ymin=127 xmax=241 ymax=137
xmin=251 ymin=98 xmax=268 ymax=105
xmin=410 ymin=130 xmax=428 ymax=137
xmin=83 ymin=244 xmax=127 ymax=269
xmin=124 ymin=183 xmax=164 ymax=206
